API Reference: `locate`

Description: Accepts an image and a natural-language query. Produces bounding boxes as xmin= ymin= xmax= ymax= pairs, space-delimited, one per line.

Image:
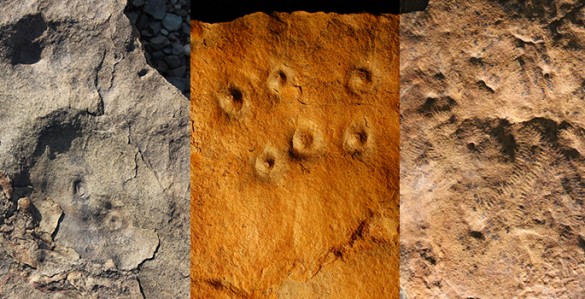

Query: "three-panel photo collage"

xmin=0 ymin=0 xmax=584 ymax=298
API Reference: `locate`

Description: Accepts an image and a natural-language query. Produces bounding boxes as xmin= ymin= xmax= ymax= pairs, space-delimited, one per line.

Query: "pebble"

xmin=132 ymin=0 xmax=145 ymax=6
xmin=148 ymin=22 xmax=161 ymax=35
xmin=17 ymin=197 xmax=30 ymax=211
xmin=141 ymin=29 xmax=153 ymax=38
xmin=168 ymin=33 xmax=179 ymax=42
xmin=162 ymin=13 xmax=182 ymax=31
xmin=150 ymin=35 xmax=170 ymax=50
xmin=165 ymin=55 xmax=182 ymax=69
xmin=161 ymin=28 xmax=169 ymax=36
xmin=144 ymin=0 xmax=166 ymax=20
xmin=183 ymin=44 xmax=190 ymax=56
xmin=171 ymin=43 xmax=184 ymax=55
xmin=151 ymin=50 xmax=166 ymax=61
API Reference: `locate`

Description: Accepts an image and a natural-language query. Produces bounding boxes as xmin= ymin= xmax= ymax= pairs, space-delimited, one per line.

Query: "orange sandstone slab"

xmin=191 ymin=12 xmax=399 ymax=298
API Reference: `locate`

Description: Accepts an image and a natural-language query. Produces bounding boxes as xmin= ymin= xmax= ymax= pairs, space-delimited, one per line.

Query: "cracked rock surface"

xmin=0 ymin=0 xmax=189 ymax=297
xmin=401 ymin=0 xmax=585 ymax=297
xmin=190 ymin=12 xmax=399 ymax=298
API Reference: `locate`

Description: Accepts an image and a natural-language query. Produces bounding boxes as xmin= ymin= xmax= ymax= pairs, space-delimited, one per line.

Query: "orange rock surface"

xmin=190 ymin=12 xmax=399 ymax=298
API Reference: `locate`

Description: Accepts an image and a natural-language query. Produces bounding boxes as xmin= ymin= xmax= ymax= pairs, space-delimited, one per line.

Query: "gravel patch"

xmin=125 ymin=0 xmax=190 ymax=97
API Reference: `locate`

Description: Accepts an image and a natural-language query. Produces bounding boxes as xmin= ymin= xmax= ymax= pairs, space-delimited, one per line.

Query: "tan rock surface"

xmin=0 ymin=0 xmax=189 ymax=297
xmin=401 ymin=0 xmax=585 ymax=297
xmin=191 ymin=12 xmax=399 ymax=298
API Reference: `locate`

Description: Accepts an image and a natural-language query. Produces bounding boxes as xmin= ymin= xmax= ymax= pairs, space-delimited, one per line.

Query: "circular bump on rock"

xmin=347 ymin=66 xmax=375 ymax=95
xmin=218 ymin=85 xmax=248 ymax=119
xmin=343 ymin=122 xmax=372 ymax=157
xmin=103 ymin=210 xmax=127 ymax=231
xmin=266 ymin=65 xmax=300 ymax=102
xmin=291 ymin=122 xmax=325 ymax=159
xmin=267 ymin=68 xmax=288 ymax=93
xmin=254 ymin=146 xmax=284 ymax=181
xmin=17 ymin=197 xmax=31 ymax=211
xmin=73 ymin=178 xmax=88 ymax=200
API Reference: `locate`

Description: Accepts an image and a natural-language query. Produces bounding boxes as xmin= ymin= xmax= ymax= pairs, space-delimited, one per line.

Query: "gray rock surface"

xmin=0 ymin=0 xmax=189 ymax=298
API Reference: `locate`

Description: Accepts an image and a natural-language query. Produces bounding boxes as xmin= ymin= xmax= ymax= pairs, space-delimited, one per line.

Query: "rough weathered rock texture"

xmin=0 ymin=0 xmax=189 ymax=297
xmin=401 ymin=0 xmax=585 ymax=297
xmin=191 ymin=12 xmax=399 ymax=298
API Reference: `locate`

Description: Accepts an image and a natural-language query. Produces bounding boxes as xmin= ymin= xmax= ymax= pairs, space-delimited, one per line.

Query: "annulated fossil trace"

xmin=401 ymin=0 xmax=585 ymax=297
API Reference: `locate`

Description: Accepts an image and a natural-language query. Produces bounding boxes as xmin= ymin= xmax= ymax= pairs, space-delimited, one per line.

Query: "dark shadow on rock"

xmin=0 ymin=13 xmax=47 ymax=65
xmin=11 ymin=109 xmax=86 ymax=187
xmin=33 ymin=110 xmax=84 ymax=160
